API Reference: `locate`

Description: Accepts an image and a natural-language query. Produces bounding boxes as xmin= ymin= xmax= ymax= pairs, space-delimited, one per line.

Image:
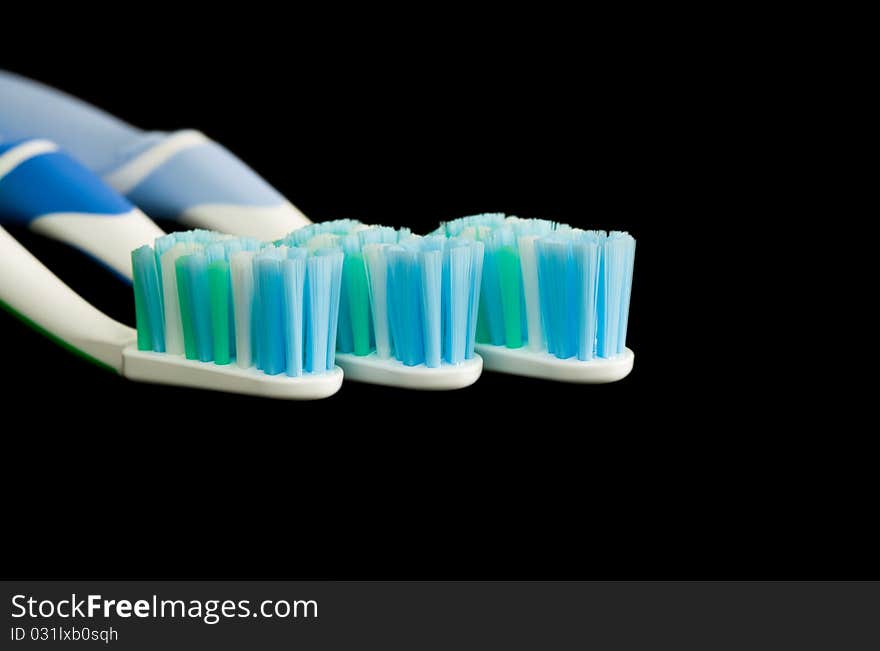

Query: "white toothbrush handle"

xmin=0 ymin=140 xmax=164 ymax=280
xmin=0 ymin=225 xmax=136 ymax=372
xmin=29 ymin=208 xmax=164 ymax=281
xmin=179 ymin=201 xmax=311 ymax=242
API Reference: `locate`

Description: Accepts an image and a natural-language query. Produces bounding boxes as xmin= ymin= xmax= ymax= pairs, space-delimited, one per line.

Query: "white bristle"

xmin=362 ymin=243 xmax=392 ymax=359
xmin=230 ymin=250 xmax=256 ymax=369
xmin=159 ymin=243 xmax=192 ymax=356
xmin=517 ymin=234 xmax=544 ymax=352
xmin=305 ymin=233 xmax=339 ymax=251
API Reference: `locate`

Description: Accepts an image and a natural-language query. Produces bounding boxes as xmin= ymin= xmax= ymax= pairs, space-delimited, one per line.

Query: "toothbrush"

xmin=0 ymin=74 xmax=485 ymax=390
xmin=435 ymin=214 xmax=635 ymax=384
xmin=130 ymin=228 xmax=348 ymax=387
xmin=0 ymin=140 xmax=343 ymax=398
xmin=129 ymin=220 xmax=484 ymax=391
xmin=0 ymin=139 xmax=483 ymax=390
xmin=0 ymin=136 xmax=481 ymax=391
xmin=0 ymin=70 xmax=307 ymax=241
xmin=0 ymin=224 xmax=343 ymax=399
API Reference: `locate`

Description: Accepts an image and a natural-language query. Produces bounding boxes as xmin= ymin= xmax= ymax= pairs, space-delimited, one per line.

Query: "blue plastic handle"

xmin=0 ymin=139 xmax=133 ymax=225
xmin=0 ymin=70 xmax=287 ymax=222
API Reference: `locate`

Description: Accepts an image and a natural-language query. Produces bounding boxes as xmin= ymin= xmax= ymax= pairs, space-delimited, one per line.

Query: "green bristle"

xmin=175 ymin=256 xmax=198 ymax=360
xmin=209 ymin=259 xmax=231 ymax=365
xmin=476 ymin=302 xmax=492 ymax=344
xmin=344 ymin=250 xmax=372 ymax=356
xmin=496 ymin=245 xmax=524 ymax=348
xmin=131 ymin=245 xmax=165 ymax=352
xmin=132 ymin=265 xmax=152 ymax=351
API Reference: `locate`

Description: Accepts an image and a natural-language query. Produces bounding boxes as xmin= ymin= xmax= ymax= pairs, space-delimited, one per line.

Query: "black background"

xmin=0 ymin=31 xmax=867 ymax=582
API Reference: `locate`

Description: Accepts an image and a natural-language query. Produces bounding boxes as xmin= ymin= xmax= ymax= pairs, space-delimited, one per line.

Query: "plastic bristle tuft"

xmin=282 ymin=251 xmax=307 ymax=376
xmin=386 ymin=245 xmax=425 ymax=366
xmin=135 ymin=219 xmax=488 ymax=377
xmin=132 ymin=245 xmax=165 ymax=353
xmin=434 ymin=215 xmax=636 ymax=362
xmin=305 ymin=248 xmax=342 ymax=372
xmin=132 ymin=229 xmax=348 ymax=377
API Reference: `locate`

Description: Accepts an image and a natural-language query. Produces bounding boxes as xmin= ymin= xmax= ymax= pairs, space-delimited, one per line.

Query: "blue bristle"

xmin=465 ymin=240 xmax=484 ymax=359
xmin=255 ymin=255 xmax=285 ymax=375
xmin=572 ymin=232 xmax=602 ymax=361
xmin=616 ymin=234 xmax=635 ymax=354
xmin=534 ymin=237 xmax=556 ymax=356
xmin=279 ymin=225 xmax=310 ymax=248
xmin=204 ymin=242 xmax=226 ymax=264
xmin=443 ymin=239 xmax=473 ymax=364
xmin=419 ymin=241 xmax=443 ymax=368
xmin=536 ymin=235 xmax=576 ymax=359
xmin=322 ymin=248 xmax=344 ymax=370
xmin=243 ymin=238 xmax=265 ymax=252
xmin=479 ymin=240 xmax=506 ymax=346
xmin=276 ymin=222 xmax=486 ymax=370
xmin=597 ymin=239 xmax=613 ymax=357
xmin=598 ymin=232 xmax=636 ymax=357
xmin=251 ymin=252 xmax=263 ymax=370
xmin=251 ymin=246 xmax=281 ymax=371
xmin=222 ymin=240 xmax=242 ymax=259
xmin=132 ymin=245 xmax=165 ymax=352
xmin=359 ymin=226 xmax=398 ymax=246
xmin=441 ymin=242 xmax=452 ymax=362
xmin=182 ymin=254 xmax=214 ymax=363
xmin=386 ymin=244 xmax=425 ymax=366
xmin=304 ymin=247 xmax=343 ymax=373
xmin=282 ymin=248 xmax=307 ymax=376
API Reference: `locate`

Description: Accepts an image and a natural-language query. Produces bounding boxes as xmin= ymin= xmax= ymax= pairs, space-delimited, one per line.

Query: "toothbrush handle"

xmin=104 ymin=130 xmax=312 ymax=240
xmin=0 ymin=72 xmax=310 ymax=241
xmin=0 ymin=225 xmax=136 ymax=372
xmin=0 ymin=140 xmax=164 ymax=280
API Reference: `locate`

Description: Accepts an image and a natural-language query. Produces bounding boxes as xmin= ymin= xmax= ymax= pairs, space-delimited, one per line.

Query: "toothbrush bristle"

xmin=131 ymin=245 xmax=165 ymax=353
xmin=133 ymin=214 xmax=632 ymax=386
xmin=131 ymin=230 xmax=344 ymax=377
xmin=440 ymin=214 xmax=636 ymax=361
xmin=281 ymin=219 xmax=484 ymax=368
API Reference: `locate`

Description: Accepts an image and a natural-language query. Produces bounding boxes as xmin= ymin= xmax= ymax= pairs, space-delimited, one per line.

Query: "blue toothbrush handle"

xmin=0 ymin=70 xmax=310 ymax=240
xmin=0 ymin=139 xmax=163 ymax=279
